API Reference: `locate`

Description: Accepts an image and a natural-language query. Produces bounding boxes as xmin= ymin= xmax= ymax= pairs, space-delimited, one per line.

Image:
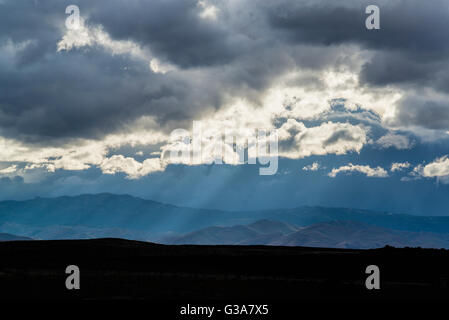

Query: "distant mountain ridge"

xmin=164 ymin=220 xmax=296 ymax=245
xmin=165 ymin=220 xmax=449 ymax=249
xmin=0 ymin=233 xmax=32 ymax=241
xmin=1 ymin=193 xmax=449 ymax=243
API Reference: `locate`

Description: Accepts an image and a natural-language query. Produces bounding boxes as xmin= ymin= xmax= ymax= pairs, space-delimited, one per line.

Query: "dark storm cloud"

xmin=267 ymin=0 xmax=449 ymax=89
xmin=265 ymin=0 xmax=449 ymax=131
xmin=1 ymin=0 xmax=449 ymax=144
xmin=0 ymin=44 xmax=193 ymax=143
xmin=0 ymin=0 xmax=288 ymax=144
xmin=0 ymin=0 xmax=233 ymax=143
xmin=323 ymin=129 xmax=360 ymax=147
xmin=359 ymin=51 xmax=442 ymax=87
xmin=267 ymin=0 xmax=449 ymax=56
xmin=393 ymin=95 xmax=449 ymax=131
xmin=85 ymin=0 xmax=243 ymax=68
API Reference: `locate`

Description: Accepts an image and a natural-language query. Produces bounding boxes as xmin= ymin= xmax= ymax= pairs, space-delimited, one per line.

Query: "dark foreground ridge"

xmin=1 ymin=238 xmax=449 ymax=301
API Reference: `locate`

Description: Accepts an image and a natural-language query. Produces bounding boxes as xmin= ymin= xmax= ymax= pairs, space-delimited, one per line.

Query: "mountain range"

xmin=2 ymin=193 xmax=449 ymax=248
xmin=164 ymin=219 xmax=449 ymax=249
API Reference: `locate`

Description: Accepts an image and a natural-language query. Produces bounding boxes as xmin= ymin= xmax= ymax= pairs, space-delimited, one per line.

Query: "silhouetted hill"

xmin=1 ymin=238 xmax=449 ymax=302
xmin=2 ymin=193 xmax=449 ymax=242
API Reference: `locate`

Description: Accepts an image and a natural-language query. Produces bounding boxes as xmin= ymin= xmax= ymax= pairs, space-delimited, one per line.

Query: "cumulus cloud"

xmin=391 ymin=162 xmax=411 ymax=172
xmin=303 ymin=162 xmax=320 ymax=171
xmin=328 ymin=164 xmax=388 ymax=178
xmin=264 ymin=0 xmax=449 ymax=135
xmin=420 ymin=156 xmax=449 ymax=178
xmin=0 ymin=129 xmax=167 ymax=179
xmin=0 ymin=165 xmax=18 ymax=174
xmin=278 ymin=119 xmax=367 ymax=159
xmin=0 ymin=0 xmax=408 ymax=146
xmin=0 ymin=0 xmax=448 ymax=183
xmin=100 ymin=155 xmax=164 ymax=179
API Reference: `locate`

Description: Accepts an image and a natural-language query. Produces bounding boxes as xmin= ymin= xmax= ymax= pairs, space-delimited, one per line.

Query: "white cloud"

xmin=405 ymin=157 xmax=449 ymax=183
xmin=269 ymin=69 xmax=403 ymax=123
xmin=328 ymin=163 xmax=388 ymax=178
xmin=0 ymin=165 xmax=18 ymax=174
xmin=149 ymin=58 xmax=174 ymax=74
xmin=421 ymin=156 xmax=449 ymax=178
xmin=391 ymin=162 xmax=411 ymax=172
xmin=0 ymin=49 xmax=414 ymax=181
xmin=278 ymin=120 xmax=367 ymax=159
xmin=0 ymin=136 xmax=106 ymax=170
xmin=100 ymin=155 xmax=164 ymax=179
xmin=198 ymin=0 xmax=219 ymax=20
xmin=0 ymin=128 xmax=168 ymax=179
xmin=303 ymin=162 xmax=320 ymax=171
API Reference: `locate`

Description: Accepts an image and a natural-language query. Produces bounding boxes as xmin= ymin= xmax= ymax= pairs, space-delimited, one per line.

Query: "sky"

xmin=0 ymin=0 xmax=449 ymax=215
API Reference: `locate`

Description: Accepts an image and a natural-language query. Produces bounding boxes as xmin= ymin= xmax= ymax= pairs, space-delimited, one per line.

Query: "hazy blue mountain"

xmin=271 ymin=221 xmax=449 ymax=249
xmin=164 ymin=220 xmax=295 ymax=245
xmin=166 ymin=220 xmax=449 ymax=249
xmin=0 ymin=193 xmax=251 ymax=240
xmin=1 ymin=193 xmax=449 ymax=241
xmin=0 ymin=233 xmax=32 ymax=241
xmin=247 ymin=219 xmax=297 ymax=235
xmin=165 ymin=225 xmax=260 ymax=245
